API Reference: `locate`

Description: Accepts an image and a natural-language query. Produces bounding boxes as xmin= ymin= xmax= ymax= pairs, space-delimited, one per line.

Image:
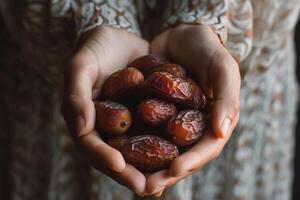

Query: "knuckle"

xmin=108 ymin=151 xmax=125 ymax=173
xmin=212 ymin=51 xmax=240 ymax=75
xmin=212 ymin=148 xmax=223 ymax=160
xmin=229 ymin=100 xmax=240 ymax=117
xmin=170 ymin=159 xmax=185 ymax=177
xmin=68 ymin=54 xmax=98 ymax=76
xmin=68 ymin=58 xmax=85 ymax=74
xmin=68 ymin=92 xmax=90 ymax=102
xmin=66 ymin=56 xmax=81 ymax=73
xmin=66 ymin=94 xmax=85 ymax=113
xmin=68 ymin=93 xmax=82 ymax=105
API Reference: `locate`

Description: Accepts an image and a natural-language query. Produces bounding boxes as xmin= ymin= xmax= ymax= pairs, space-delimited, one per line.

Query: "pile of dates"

xmin=95 ymin=55 xmax=208 ymax=172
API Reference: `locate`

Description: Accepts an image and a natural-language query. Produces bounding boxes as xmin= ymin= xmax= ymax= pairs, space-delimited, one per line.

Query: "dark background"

xmin=293 ymin=19 xmax=300 ymax=200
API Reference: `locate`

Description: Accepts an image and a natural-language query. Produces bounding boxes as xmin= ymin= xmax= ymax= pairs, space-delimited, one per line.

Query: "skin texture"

xmin=62 ymin=24 xmax=240 ymax=196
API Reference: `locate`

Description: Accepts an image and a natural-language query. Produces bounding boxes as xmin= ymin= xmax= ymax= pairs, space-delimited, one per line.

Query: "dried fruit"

xmin=107 ymin=136 xmax=130 ymax=150
xmin=145 ymin=72 xmax=206 ymax=109
xmin=102 ymin=68 xmax=144 ymax=101
xmin=143 ymin=63 xmax=186 ymax=78
xmin=95 ymin=101 xmax=132 ymax=136
xmin=137 ymin=99 xmax=177 ymax=126
xmin=107 ymin=135 xmax=179 ymax=172
xmin=166 ymin=110 xmax=207 ymax=147
xmin=127 ymin=54 xmax=168 ymax=74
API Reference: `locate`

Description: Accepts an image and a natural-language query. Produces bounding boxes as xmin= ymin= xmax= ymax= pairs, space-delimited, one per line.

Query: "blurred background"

xmin=293 ymin=19 xmax=300 ymax=200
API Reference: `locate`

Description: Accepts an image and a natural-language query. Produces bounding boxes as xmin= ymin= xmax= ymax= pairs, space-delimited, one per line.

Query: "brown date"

xmin=142 ymin=63 xmax=186 ymax=78
xmin=102 ymin=68 xmax=144 ymax=101
xmin=137 ymin=99 xmax=177 ymax=126
xmin=107 ymin=135 xmax=179 ymax=172
xmin=95 ymin=101 xmax=132 ymax=136
xmin=166 ymin=110 xmax=207 ymax=147
xmin=106 ymin=136 xmax=129 ymax=150
xmin=145 ymin=72 xmax=206 ymax=109
xmin=127 ymin=54 xmax=168 ymax=73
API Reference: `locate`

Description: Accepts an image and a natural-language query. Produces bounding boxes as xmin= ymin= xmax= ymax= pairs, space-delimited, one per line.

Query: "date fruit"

xmin=166 ymin=110 xmax=207 ymax=147
xmin=106 ymin=136 xmax=129 ymax=150
xmin=127 ymin=54 xmax=168 ymax=73
xmin=142 ymin=63 xmax=186 ymax=78
xmin=95 ymin=101 xmax=132 ymax=136
xmin=137 ymin=99 xmax=177 ymax=126
xmin=107 ymin=135 xmax=179 ymax=172
xmin=145 ymin=72 xmax=206 ymax=109
xmin=102 ymin=68 xmax=144 ymax=101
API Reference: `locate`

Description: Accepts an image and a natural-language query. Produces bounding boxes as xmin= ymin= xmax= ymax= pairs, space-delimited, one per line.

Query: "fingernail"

xmin=75 ymin=115 xmax=85 ymax=136
xmin=220 ymin=118 xmax=231 ymax=138
xmin=151 ymin=186 xmax=165 ymax=195
xmin=139 ymin=192 xmax=150 ymax=197
xmin=154 ymin=190 xmax=164 ymax=197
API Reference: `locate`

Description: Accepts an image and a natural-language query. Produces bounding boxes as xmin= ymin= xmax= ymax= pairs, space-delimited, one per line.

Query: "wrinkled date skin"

xmin=143 ymin=63 xmax=186 ymax=78
xmin=95 ymin=101 xmax=132 ymax=136
xmin=137 ymin=99 xmax=177 ymax=126
xmin=128 ymin=54 xmax=168 ymax=68
xmin=102 ymin=68 xmax=144 ymax=101
xmin=107 ymin=135 xmax=179 ymax=172
xmin=167 ymin=110 xmax=207 ymax=147
xmin=145 ymin=72 xmax=206 ymax=109
xmin=127 ymin=54 xmax=168 ymax=74
xmin=106 ymin=136 xmax=130 ymax=150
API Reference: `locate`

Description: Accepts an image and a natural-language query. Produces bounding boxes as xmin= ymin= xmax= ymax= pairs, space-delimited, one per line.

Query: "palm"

xmin=62 ymin=27 xmax=149 ymax=195
xmin=145 ymin=24 xmax=241 ymax=195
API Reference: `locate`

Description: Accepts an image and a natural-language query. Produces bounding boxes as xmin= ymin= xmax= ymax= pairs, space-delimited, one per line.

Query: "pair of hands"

xmin=61 ymin=24 xmax=240 ymax=196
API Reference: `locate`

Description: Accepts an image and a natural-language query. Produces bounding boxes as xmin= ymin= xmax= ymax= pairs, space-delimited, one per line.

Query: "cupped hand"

xmin=61 ymin=27 xmax=149 ymax=195
xmin=146 ymin=24 xmax=241 ymax=195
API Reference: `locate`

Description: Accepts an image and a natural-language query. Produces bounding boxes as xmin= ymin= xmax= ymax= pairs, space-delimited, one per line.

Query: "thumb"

xmin=209 ymin=46 xmax=241 ymax=138
xmin=62 ymin=47 xmax=99 ymax=137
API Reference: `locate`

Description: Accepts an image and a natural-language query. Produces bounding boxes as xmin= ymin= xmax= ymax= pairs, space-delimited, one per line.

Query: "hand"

xmin=145 ymin=24 xmax=241 ymax=195
xmin=61 ymin=27 xmax=149 ymax=195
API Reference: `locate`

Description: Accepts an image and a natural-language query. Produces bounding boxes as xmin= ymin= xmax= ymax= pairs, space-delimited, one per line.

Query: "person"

xmin=0 ymin=0 xmax=299 ymax=200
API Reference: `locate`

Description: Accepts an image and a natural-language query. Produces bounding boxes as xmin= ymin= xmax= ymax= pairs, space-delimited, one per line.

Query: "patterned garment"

xmin=0 ymin=0 xmax=299 ymax=200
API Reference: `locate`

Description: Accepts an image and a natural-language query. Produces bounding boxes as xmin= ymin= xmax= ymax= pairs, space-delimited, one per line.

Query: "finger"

xmin=168 ymin=113 xmax=239 ymax=177
xmin=145 ymin=170 xmax=168 ymax=195
xmin=77 ymin=129 xmax=146 ymax=194
xmin=76 ymin=130 xmax=126 ymax=173
xmin=154 ymin=189 xmax=165 ymax=197
xmin=63 ymin=48 xmax=99 ymax=137
xmin=146 ymin=115 xmax=239 ymax=193
xmin=78 ymin=131 xmax=146 ymax=194
xmin=103 ymin=164 xmax=147 ymax=195
xmin=146 ymin=169 xmax=193 ymax=195
xmin=208 ymin=47 xmax=241 ymax=138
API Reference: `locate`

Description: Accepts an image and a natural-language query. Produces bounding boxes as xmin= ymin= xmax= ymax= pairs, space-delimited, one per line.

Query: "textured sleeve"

xmin=75 ymin=0 xmax=141 ymax=37
xmin=162 ymin=0 xmax=253 ymax=62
